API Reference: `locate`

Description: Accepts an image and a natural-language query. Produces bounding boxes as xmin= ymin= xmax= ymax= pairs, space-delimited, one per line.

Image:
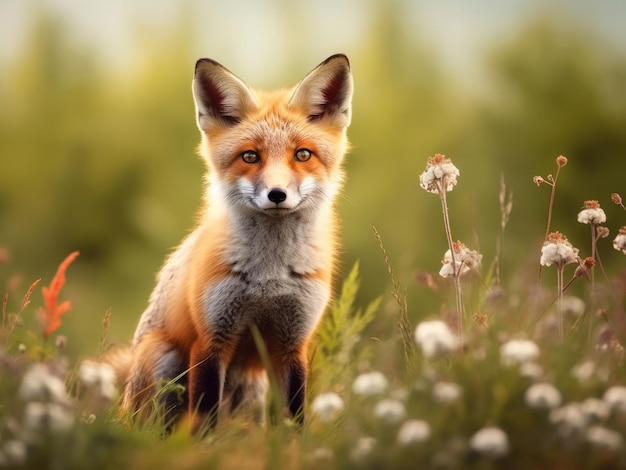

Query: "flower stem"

xmin=556 ymin=263 xmax=564 ymax=341
xmin=590 ymin=224 xmax=596 ymax=289
xmin=438 ymin=180 xmax=463 ymax=341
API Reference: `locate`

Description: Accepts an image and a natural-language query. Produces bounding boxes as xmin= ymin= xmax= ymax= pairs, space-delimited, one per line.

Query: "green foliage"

xmin=312 ymin=262 xmax=381 ymax=393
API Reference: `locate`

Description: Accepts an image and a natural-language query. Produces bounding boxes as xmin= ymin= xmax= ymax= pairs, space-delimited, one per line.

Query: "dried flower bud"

xmin=533 ymin=176 xmax=544 ymax=186
xmin=611 ymin=193 xmax=623 ymax=205
xmin=556 ymin=155 xmax=568 ymax=167
xmin=596 ymin=226 xmax=610 ymax=239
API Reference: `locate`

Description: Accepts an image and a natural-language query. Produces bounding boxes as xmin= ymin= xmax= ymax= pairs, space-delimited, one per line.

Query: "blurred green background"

xmin=1 ymin=0 xmax=626 ymax=357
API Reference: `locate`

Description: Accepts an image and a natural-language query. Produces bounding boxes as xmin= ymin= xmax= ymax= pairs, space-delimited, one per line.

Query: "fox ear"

xmin=192 ymin=59 xmax=258 ymax=130
xmin=289 ymin=54 xmax=353 ymax=128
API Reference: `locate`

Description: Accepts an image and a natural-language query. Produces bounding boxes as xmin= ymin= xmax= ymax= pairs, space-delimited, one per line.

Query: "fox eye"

xmin=241 ymin=151 xmax=260 ymax=164
xmin=295 ymin=148 xmax=312 ymax=162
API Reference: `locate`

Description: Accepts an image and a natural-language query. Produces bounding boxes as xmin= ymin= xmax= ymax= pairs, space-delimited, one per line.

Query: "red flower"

xmin=39 ymin=251 xmax=79 ymax=338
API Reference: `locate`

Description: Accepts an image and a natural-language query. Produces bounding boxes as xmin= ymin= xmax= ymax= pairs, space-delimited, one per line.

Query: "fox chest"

xmin=201 ymin=272 xmax=329 ymax=344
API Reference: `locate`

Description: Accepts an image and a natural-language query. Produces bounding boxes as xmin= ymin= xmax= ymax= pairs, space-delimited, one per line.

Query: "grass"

xmin=2 ymin=155 xmax=626 ymax=469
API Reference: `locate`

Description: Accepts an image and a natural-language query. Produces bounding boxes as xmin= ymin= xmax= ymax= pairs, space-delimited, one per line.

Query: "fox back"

xmin=122 ymin=54 xmax=353 ymax=431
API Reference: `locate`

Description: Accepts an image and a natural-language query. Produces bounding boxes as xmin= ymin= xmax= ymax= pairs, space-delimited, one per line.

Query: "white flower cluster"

xmin=414 ymin=320 xmax=459 ymax=358
xmin=500 ymin=338 xmax=540 ymax=366
xmin=525 ymin=383 xmax=562 ymax=410
xmin=310 ymin=392 xmax=345 ymax=423
xmin=540 ymin=232 xmax=579 ymax=267
xmin=469 ymin=426 xmax=510 ymax=458
xmin=419 ymin=154 xmax=460 ymax=194
xmin=614 ymin=227 xmax=626 ymax=255
xmin=439 ymin=243 xmax=482 ymax=278
xmin=577 ymin=200 xmax=607 ymax=225
xmin=18 ymin=363 xmax=74 ymax=433
xmin=352 ymin=371 xmax=389 ymax=396
xmin=78 ymin=359 xmax=118 ymax=403
xmin=397 ymin=419 xmax=431 ymax=446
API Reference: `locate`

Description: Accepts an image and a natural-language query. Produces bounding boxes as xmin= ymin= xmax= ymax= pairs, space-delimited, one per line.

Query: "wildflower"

xmin=24 ymin=401 xmax=75 ymax=432
xmin=519 ymin=362 xmax=543 ymax=380
xmin=39 ymin=251 xmax=79 ymax=339
xmin=586 ymin=425 xmax=624 ymax=454
xmin=611 ymin=192 xmax=624 ymax=208
xmin=525 ymin=383 xmax=562 ymax=410
xmin=18 ymin=363 xmax=69 ymax=404
xmin=373 ymin=399 xmax=406 ymax=424
xmin=577 ymin=200 xmax=606 ymax=225
xmin=532 ymin=175 xmax=545 ymax=186
xmin=603 ymin=385 xmax=626 ymax=413
xmin=397 ymin=419 xmax=431 ymax=446
xmin=78 ymin=359 xmax=118 ymax=402
xmin=540 ymin=232 xmax=579 ymax=267
xmin=439 ymin=241 xmax=482 ymax=278
xmin=500 ymin=339 xmax=540 ymax=366
xmin=352 ymin=371 xmax=388 ymax=396
xmin=549 ymin=403 xmax=588 ymax=441
xmin=1 ymin=440 xmax=27 ymax=466
xmin=419 ymin=154 xmax=460 ymax=194
xmin=310 ymin=447 xmax=333 ymax=462
xmin=613 ymin=226 xmax=626 ymax=255
xmin=581 ymin=398 xmax=610 ymax=423
xmin=310 ymin=392 xmax=344 ymax=423
xmin=571 ymin=360 xmax=596 ymax=384
xmin=556 ymin=155 xmax=568 ymax=167
xmin=350 ymin=437 xmax=376 ymax=462
xmin=414 ymin=320 xmax=459 ymax=358
xmin=560 ymin=296 xmax=586 ymax=317
xmin=469 ymin=427 xmax=509 ymax=458
xmin=433 ymin=381 xmax=463 ymax=404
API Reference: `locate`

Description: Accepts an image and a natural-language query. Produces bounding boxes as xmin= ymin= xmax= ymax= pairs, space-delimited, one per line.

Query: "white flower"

xmin=586 ymin=425 xmax=623 ymax=453
xmin=350 ymin=437 xmax=376 ymax=462
xmin=433 ymin=381 xmax=463 ymax=404
xmin=581 ymin=398 xmax=610 ymax=423
xmin=419 ymin=154 xmax=460 ymax=194
xmin=519 ymin=362 xmax=543 ymax=379
xmin=560 ymin=296 xmax=586 ymax=317
xmin=352 ymin=371 xmax=388 ymax=396
xmin=577 ymin=201 xmax=606 ymax=225
xmin=469 ymin=427 xmax=509 ymax=458
xmin=525 ymin=383 xmax=562 ymax=410
xmin=310 ymin=447 xmax=334 ymax=462
xmin=540 ymin=232 xmax=579 ymax=267
xmin=439 ymin=242 xmax=482 ymax=278
xmin=24 ymin=402 xmax=75 ymax=432
xmin=1 ymin=440 xmax=27 ymax=465
xmin=18 ymin=364 xmax=69 ymax=404
xmin=603 ymin=385 xmax=626 ymax=413
xmin=571 ymin=360 xmax=596 ymax=384
xmin=373 ymin=399 xmax=406 ymax=424
xmin=500 ymin=339 xmax=540 ymax=366
xmin=549 ymin=403 xmax=588 ymax=440
xmin=310 ymin=392 xmax=344 ymax=423
xmin=613 ymin=227 xmax=626 ymax=255
xmin=78 ymin=360 xmax=118 ymax=402
xmin=414 ymin=320 xmax=459 ymax=358
xmin=397 ymin=419 xmax=431 ymax=446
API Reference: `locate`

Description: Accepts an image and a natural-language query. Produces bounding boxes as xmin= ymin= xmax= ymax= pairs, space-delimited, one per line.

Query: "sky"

xmin=1 ymin=0 xmax=625 ymax=86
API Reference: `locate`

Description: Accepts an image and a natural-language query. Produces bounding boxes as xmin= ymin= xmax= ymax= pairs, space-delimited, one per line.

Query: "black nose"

xmin=268 ymin=188 xmax=287 ymax=204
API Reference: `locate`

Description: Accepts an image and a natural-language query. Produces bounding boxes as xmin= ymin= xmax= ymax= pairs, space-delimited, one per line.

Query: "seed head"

xmin=556 ymin=155 xmax=568 ymax=167
xmin=577 ymin=200 xmax=607 ymax=225
xmin=540 ymin=232 xmax=579 ymax=267
xmin=419 ymin=154 xmax=460 ymax=194
xmin=613 ymin=226 xmax=626 ymax=255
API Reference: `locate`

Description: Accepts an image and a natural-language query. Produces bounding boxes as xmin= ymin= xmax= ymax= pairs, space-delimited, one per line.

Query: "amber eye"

xmin=295 ymin=148 xmax=312 ymax=162
xmin=241 ymin=151 xmax=260 ymax=164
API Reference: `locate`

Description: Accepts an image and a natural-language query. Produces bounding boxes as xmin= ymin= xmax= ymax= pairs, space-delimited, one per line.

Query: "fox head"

xmin=192 ymin=54 xmax=353 ymax=217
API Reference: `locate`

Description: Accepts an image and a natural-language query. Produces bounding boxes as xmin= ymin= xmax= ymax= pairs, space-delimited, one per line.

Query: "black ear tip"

xmin=194 ymin=58 xmax=223 ymax=73
xmin=323 ymin=54 xmax=350 ymax=69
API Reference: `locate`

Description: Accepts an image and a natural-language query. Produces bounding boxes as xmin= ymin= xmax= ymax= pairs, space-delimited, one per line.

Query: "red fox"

xmin=120 ymin=54 xmax=353 ymax=431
